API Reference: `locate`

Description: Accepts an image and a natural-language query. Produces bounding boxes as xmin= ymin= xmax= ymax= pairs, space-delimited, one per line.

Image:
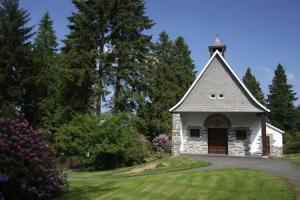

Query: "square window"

xmin=218 ymin=94 xmax=224 ymax=99
xmin=210 ymin=94 xmax=216 ymax=99
xmin=236 ymin=130 xmax=247 ymax=140
xmin=190 ymin=129 xmax=200 ymax=138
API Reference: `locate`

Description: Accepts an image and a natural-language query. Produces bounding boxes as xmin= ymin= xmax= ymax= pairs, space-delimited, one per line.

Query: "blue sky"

xmin=20 ymin=0 xmax=300 ymax=105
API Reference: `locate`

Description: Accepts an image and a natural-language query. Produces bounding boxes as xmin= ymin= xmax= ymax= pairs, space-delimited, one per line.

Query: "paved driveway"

xmin=184 ymin=154 xmax=300 ymax=188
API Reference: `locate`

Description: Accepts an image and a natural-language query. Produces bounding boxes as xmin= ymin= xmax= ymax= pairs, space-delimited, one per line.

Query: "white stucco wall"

xmin=266 ymin=124 xmax=283 ymax=146
xmin=266 ymin=123 xmax=283 ymax=156
xmin=180 ymin=112 xmax=262 ymax=155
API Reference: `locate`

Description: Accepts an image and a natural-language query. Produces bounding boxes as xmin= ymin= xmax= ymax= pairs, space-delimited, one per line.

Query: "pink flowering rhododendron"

xmin=152 ymin=134 xmax=171 ymax=153
xmin=0 ymin=117 xmax=66 ymax=200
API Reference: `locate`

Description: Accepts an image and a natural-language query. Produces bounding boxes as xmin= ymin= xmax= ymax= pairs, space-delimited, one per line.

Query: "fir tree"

xmin=242 ymin=68 xmax=266 ymax=105
xmin=34 ymin=12 xmax=58 ymax=56
xmin=110 ymin=0 xmax=154 ymax=113
xmin=138 ymin=32 xmax=196 ymax=138
xmin=267 ymin=64 xmax=297 ymax=131
xmin=295 ymin=106 xmax=300 ymax=131
xmin=62 ymin=0 xmax=112 ymax=117
xmin=0 ymin=0 xmax=33 ymax=116
xmin=22 ymin=12 xmax=60 ymax=128
xmin=173 ymin=36 xmax=196 ymax=98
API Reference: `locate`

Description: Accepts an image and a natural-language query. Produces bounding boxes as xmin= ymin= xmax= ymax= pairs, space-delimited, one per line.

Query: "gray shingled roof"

xmin=169 ymin=51 xmax=270 ymax=113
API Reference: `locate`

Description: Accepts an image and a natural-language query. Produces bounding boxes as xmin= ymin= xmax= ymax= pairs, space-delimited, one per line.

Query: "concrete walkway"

xmin=184 ymin=154 xmax=300 ymax=188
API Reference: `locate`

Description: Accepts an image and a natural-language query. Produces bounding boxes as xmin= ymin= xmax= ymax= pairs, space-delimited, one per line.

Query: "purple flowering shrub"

xmin=0 ymin=172 xmax=9 ymax=200
xmin=152 ymin=134 xmax=171 ymax=154
xmin=0 ymin=117 xmax=66 ymax=200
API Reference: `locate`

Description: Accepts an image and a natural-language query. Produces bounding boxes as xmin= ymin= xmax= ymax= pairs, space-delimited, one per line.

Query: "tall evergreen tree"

xmin=295 ymin=106 xmax=300 ymax=131
xmin=34 ymin=12 xmax=58 ymax=55
xmin=242 ymin=68 xmax=266 ymax=105
xmin=173 ymin=36 xmax=196 ymax=98
xmin=62 ymin=0 xmax=112 ymax=118
xmin=0 ymin=0 xmax=33 ymax=116
xmin=110 ymin=0 xmax=154 ymax=113
xmin=138 ymin=32 xmax=196 ymax=138
xmin=267 ymin=64 xmax=297 ymax=131
xmin=22 ymin=12 xmax=60 ymax=128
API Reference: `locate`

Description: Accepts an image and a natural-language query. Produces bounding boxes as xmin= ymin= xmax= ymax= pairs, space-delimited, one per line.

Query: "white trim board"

xmin=266 ymin=123 xmax=285 ymax=134
xmin=169 ymin=50 xmax=270 ymax=113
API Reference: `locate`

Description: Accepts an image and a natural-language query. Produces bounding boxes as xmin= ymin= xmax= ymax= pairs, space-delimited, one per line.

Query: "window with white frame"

xmin=218 ymin=94 xmax=224 ymax=99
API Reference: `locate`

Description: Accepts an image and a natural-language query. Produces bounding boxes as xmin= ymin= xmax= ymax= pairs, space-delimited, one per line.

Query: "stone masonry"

xmin=172 ymin=114 xmax=181 ymax=156
xmin=183 ymin=127 xmax=208 ymax=154
xmin=228 ymin=127 xmax=251 ymax=156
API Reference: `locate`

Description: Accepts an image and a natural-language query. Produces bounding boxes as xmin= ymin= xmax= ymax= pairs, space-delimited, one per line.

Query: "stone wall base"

xmin=172 ymin=114 xmax=181 ymax=156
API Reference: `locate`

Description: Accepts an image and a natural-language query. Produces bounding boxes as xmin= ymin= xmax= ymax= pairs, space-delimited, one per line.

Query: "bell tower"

xmin=209 ymin=36 xmax=226 ymax=57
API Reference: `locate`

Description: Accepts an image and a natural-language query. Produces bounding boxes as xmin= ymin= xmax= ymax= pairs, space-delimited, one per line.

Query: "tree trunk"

xmin=113 ymin=73 xmax=121 ymax=113
xmin=95 ymin=43 xmax=104 ymax=115
xmin=95 ymin=70 xmax=102 ymax=115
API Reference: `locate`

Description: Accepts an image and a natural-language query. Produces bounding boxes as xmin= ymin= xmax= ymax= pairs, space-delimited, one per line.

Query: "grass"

xmin=56 ymin=157 xmax=296 ymax=200
xmin=284 ymin=153 xmax=300 ymax=167
xmin=70 ymin=156 xmax=209 ymax=178
xmin=135 ymin=156 xmax=210 ymax=174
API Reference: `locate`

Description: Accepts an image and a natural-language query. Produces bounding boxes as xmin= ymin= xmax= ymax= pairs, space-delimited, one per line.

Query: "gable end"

xmin=169 ymin=51 xmax=270 ymax=113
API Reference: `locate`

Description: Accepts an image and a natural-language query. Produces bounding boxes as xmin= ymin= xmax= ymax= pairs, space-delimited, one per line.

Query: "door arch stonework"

xmin=204 ymin=114 xmax=231 ymax=154
xmin=204 ymin=114 xmax=231 ymax=128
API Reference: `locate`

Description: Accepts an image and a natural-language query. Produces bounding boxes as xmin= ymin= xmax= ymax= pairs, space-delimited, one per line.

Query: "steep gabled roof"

xmin=169 ymin=50 xmax=270 ymax=113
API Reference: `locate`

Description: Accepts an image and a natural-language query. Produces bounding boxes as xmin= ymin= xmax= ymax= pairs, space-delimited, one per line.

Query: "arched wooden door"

xmin=208 ymin=128 xmax=228 ymax=154
xmin=204 ymin=114 xmax=231 ymax=154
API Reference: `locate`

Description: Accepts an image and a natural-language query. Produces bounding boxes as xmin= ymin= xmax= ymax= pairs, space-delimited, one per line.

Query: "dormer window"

xmin=210 ymin=94 xmax=216 ymax=99
xmin=218 ymin=94 xmax=224 ymax=99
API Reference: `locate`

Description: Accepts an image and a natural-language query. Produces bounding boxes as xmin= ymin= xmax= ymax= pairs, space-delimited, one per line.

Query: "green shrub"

xmin=55 ymin=113 xmax=150 ymax=170
xmin=124 ymin=137 xmax=150 ymax=166
xmin=283 ymin=132 xmax=300 ymax=154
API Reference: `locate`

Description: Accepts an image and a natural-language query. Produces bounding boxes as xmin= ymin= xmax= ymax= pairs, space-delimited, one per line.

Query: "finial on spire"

xmin=215 ymin=34 xmax=220 ymax=41
xmin=209 ymin=35 xmax=226 ymax=57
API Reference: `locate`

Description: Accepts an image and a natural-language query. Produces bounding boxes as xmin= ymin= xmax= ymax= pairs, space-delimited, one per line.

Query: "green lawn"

xmin=285 ymin=153 xmax=300 ymax=167
xmin=70 ymin=156 xmax=209 ymax=178
xmin=56 ymin=157 xmax=296 ymax=200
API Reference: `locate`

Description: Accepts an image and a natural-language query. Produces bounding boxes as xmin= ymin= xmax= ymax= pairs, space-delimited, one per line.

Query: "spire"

xmin=209 ymin=35 xmax=226 ymax=57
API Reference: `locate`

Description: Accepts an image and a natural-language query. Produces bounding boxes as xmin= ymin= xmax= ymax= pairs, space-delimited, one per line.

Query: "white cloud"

xmin=287 ymin=72 xmax=295 ymax=80
xmin=259 ymin=67 xmax=271 ymax=72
